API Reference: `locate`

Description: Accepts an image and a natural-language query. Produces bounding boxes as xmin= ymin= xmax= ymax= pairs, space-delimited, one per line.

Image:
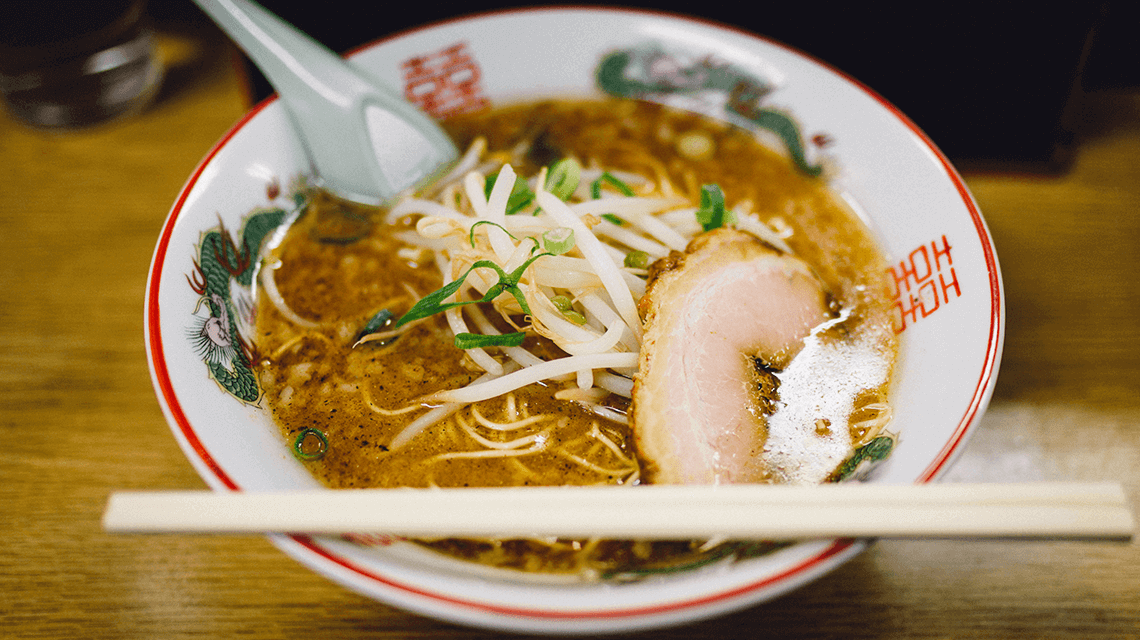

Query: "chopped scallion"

xmin=292 ymin=428 xmax=328 ymax=461
xmin=542 ymin=227 xmax=576 ymax=255
xmin=395 ymin=252 xmax=555 ymax=350
xmin=545 ymin=158 xmax=581 ymax=200
xmin=455 ymin=331 xmax=527 ymax=349
xmin=591 ymin=172 xmax=635 ymax=199
xmin=469 ymin=220 xmax=517 ymax=248
xmin=357 ymin=308 xmax=394 ymax=340
xmin=485 ymin=174 xmax=536 ymax=215
xmin=695 ymin=184 xmax=735 ymax=232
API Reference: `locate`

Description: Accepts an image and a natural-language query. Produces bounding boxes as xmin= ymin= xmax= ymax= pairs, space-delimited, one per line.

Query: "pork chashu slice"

xmin=632 ymin=228 xmax=831 ymax=484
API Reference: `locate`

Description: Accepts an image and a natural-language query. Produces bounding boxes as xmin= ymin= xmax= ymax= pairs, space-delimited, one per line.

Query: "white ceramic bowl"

xmin=146 ymin=7 xmax=1004 ymax=634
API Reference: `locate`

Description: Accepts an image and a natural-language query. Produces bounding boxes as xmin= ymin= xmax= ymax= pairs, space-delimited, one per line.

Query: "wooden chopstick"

xmin=102 ymin=482 xmax=1135 ymax=541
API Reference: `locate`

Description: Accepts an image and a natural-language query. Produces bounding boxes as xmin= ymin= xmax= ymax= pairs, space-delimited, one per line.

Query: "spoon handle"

xmin=193 ymin=0 xmax=457 ymax=203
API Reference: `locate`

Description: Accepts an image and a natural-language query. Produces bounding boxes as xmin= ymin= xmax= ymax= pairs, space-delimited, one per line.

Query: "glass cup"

xmin=0 ymin=0 xmax=163 ymax=129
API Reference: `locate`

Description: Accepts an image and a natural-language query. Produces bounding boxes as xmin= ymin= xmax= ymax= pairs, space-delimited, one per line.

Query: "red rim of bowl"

xmin=145 ymin=6 xmax=1003 ymax=623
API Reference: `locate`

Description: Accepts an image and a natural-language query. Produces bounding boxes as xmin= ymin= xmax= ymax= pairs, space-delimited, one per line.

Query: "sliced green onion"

xmin=292 ymin=428 xmax=328 ymax=461
xmin=483 ymin=174 xmax=536 ymax=215
xmin=395 ymin=252 xmax=554 ymax=329
xmin=695 ymin=184 xmax=736 ymax=232
xmin=545 ymin=158 xmax=581 ymax=200
xmin=624 ymin=250 xmax=650 ymax=269
xmin=542 ymin=227 xmax=576 ymax=255
xmin=455 ymin=331 xmax=527 ymax=349
xmin=601 ymin=213 xmax=625 ymax=226
xmin=357 ymin=308 xmax=393 ymax=340
xmin=469 ymin=220 xmax=517 ymax=248
xmin=591 ymin=172 xmax=635 ymax=199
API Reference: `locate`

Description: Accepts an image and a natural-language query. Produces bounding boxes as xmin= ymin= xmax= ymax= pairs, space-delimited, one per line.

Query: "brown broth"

xmin=252 ymin=98 xmax=897 ymax=578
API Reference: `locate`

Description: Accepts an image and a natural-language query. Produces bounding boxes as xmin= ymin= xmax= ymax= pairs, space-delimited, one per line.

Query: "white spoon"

xmin=192 ymin=0 xmax=458 ymax=204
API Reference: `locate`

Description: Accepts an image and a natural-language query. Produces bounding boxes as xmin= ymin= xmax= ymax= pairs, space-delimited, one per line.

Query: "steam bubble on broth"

xmin=252 ymin=98 xmax=898 ymax=577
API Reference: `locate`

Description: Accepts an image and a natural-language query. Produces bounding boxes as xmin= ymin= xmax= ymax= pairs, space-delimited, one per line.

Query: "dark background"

xmin=157 ymin=0 xmax=1140 ymax=173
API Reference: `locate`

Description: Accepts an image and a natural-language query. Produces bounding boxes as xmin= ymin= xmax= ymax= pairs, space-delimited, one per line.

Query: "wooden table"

xmin=3 ymin=17 xmax=1137 ymax=640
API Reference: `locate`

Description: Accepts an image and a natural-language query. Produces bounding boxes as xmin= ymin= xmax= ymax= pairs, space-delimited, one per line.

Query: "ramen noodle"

xmin=251 ymin=98 xmax=898 ymax=578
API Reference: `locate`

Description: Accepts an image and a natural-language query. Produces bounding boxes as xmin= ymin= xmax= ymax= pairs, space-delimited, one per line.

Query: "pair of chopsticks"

xmin=103 ymin=482 xmax=1134 ymax=541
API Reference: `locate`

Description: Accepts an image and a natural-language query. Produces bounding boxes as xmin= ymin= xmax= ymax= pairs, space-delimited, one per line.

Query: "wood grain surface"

xmin=2 ymin=16 xmax=1137 ymax=640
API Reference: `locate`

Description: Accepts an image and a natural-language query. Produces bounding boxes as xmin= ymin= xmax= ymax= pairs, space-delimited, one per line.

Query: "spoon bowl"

xmin=192 ymin=0 xmax=458 ymax=203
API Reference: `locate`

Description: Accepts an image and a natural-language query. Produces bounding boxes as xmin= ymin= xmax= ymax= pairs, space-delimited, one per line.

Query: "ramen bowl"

xmin=146 ymin=7 xmax=1004 ymax=634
